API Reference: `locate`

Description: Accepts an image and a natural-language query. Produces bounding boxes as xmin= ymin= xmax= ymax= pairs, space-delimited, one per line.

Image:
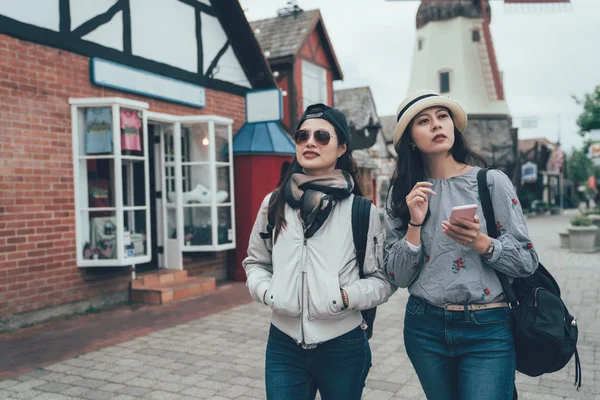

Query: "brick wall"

xmin=0 ymin=35 xmax=247 ymax=317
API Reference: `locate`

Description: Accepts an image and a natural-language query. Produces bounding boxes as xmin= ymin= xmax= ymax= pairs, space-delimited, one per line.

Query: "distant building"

xmin=334 ymin=87 xmax=395 ymax=209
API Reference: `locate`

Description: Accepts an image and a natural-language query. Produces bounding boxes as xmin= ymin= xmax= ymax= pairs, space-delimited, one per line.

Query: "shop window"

xmin=72 ymin=99 xmax=236 ymax=268
xmin=159 ymin=116 xmax=235 ymax=253
xmin=302 ymin=60 xmax=328 ymax=110
xmin=70 ymin=98 xmax=151 ymax=267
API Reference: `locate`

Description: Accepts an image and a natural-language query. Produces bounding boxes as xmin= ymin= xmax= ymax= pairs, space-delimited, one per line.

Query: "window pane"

xmin=302 ymin=61 xmax=328 ymax=110
xmin=215 ymin=124 xmax=230 ymax=163
xmin=217 ymin=206 xmax=233 ymax=245
xmin=84 ymin=158 xmax=115 ymax=210
xmin=120 ymin=108 xmax=144 ymax=156
xmin=216 ymin=166 xmax=231 ymax=203
xmin=85 ymin=212 xmax=118 ymax=260
xmin=184 ymin=123 xmax=210 ymax=163
xmin=183 ymin=206 xmax=212 ymax=246
xmin=82 ymin=107 xmax=113 ymax=156
xmin=174 ymin=165 xmax=213 ymax=204
xmin=122 ymin=159 xmax=146 ymax=207
xmin=123 ymin=210 xmax=147 ymax=258
xmin=440 ymin=72 xmax=450 ymax=93
xmin=472 ymin=29 xmax=480 ymax=42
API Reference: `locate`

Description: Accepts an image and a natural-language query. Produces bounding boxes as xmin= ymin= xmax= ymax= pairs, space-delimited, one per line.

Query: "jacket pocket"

xmin=267 ymin=273 xmax=301 ymax=317
xmin=363 ymin=231 xmax=384 ymax=275
xmin=306 ymin=272 xmax=345 ymax=320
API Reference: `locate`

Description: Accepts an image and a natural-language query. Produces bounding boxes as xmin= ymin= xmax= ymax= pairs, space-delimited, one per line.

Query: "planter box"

xmin=589 ymin=215 xmax=600 ymax=251
xmin=568 ymin=225 xmax=599 ymax=253
xmin=558 ymin=231 xmax=569 ymax=248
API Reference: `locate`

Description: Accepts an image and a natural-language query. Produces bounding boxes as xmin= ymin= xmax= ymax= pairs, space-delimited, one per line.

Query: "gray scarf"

xmin=284 ymin=170 xmax=354 ymax=238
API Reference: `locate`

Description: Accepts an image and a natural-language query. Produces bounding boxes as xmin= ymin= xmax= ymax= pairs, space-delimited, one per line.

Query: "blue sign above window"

xmin=90 ymin=58 xmax=206 ymax=108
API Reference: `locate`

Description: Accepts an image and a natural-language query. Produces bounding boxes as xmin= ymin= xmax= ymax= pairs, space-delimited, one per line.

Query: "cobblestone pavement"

xmin=1 ymin=211 xmax=599 ymax=399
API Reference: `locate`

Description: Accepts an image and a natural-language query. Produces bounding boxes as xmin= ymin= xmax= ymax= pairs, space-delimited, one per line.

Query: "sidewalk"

xmin=1 ymin=212 xmax=599 ymax=399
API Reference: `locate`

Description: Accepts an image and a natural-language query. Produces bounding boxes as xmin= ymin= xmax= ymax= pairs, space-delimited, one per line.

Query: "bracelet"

xmin=340 ymin=288 xmax=349 ymax=309
xmin=409 ymin=221 xmax=423 ymax=227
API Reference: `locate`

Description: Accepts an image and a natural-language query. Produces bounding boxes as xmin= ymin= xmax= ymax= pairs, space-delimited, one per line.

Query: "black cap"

xmin=296 ymin=103 xmax=351 ymax=144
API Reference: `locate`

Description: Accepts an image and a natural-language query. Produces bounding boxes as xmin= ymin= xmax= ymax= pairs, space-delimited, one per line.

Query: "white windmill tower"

xmin=387 ymin=0 xmax=571 ymax=180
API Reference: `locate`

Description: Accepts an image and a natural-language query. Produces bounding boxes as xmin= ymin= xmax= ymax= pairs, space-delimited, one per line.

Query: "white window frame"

xmin=302 ymin=60 xmax=328 ymax=110
xmin=70 ymin=97 xmax=152 ymax=267
xmin=71 ymin=98 xmax=236 ymax=269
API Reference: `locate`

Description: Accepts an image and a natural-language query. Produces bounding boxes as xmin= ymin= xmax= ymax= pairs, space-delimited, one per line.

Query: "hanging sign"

xmin=521 ymin=161 xmax=538 ymax=184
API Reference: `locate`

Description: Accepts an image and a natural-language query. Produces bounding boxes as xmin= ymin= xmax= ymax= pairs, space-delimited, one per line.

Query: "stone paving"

xmin=1 ymin=211 xmax=599 ymax=399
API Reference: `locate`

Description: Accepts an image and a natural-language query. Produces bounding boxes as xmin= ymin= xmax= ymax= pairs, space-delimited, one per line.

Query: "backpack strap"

xmin=476 ymin=168 xmax=518 ymax=307
xmin=352 ymin=196 xmax=372 ymax=279
xmin=259 ymin=190 xmax=278 ymax=240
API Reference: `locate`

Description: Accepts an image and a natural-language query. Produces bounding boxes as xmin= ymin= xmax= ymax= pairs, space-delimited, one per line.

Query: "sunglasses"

xmin=293 ymin=129 xmax=332 ymax=146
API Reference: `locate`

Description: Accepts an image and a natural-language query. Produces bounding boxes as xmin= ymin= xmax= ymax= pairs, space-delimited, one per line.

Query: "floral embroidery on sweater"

xmin=452 ymin=258 xmax=466 ymax=273
xmin=480 ymin=288 xmax=491 ymax=300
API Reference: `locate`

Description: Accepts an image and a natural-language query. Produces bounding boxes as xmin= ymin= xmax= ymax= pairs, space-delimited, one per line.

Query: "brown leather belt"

xmin=433 ymin=302 xmax=509 ymax=312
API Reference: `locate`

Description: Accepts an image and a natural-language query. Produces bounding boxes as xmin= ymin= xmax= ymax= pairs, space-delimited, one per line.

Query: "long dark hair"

xmin=388 ymin=117 xmax=486 ymax=226
xmin=269 ymin=140 xmax=362 ymax=243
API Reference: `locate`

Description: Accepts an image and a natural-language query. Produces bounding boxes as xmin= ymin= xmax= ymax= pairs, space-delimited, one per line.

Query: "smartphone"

xmin=449 ymin=204 xmax=478 ymax=221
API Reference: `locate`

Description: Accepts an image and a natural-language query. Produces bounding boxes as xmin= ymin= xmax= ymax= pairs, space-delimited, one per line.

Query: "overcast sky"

xmin=240 ymin=0 xmax=600 ymax=153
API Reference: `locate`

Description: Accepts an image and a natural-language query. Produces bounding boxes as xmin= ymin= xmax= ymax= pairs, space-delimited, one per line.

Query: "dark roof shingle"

xmin=379 ymin=115 xmax=397 ymax=144
xmin=250 ymin=10 xmax=319 ymax=60
xmin=333 ymin=87 xmax=380 ymax=130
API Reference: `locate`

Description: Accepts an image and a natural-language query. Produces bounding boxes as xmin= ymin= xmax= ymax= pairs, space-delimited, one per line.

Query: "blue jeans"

xmin=265 ymin=324 xmax=371 ymax=400
xmin=404 ymin=295 xmax=515 ymax=400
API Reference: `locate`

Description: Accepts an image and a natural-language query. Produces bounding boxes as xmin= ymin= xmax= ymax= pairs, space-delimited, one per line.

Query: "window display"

xmin=84 ymin=107 xmax=113 ymax=154
xmin=71 ymin=98 xmax=151 ymax=267
xmin=120 ymin=108 xmax=142 ymax=152
xmin=159 ymin=118 xmax=236 ymax=252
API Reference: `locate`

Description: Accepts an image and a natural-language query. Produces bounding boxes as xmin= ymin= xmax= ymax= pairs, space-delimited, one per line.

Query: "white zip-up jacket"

xmin=243 ymin=192 xmax=396 ymax=345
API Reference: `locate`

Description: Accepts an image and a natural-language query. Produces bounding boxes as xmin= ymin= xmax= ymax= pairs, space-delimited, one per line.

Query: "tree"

xmin=573 ymin=85 xmax=600 ymax=136
xmin=567 ymin=148 xmax=594 ymax=184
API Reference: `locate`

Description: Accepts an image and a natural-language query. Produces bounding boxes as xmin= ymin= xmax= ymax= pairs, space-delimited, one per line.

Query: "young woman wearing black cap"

xmin=384 ymin=90 xmax=538 ymax=399
xmin=243 ymin=103 xmax=395 ymax=400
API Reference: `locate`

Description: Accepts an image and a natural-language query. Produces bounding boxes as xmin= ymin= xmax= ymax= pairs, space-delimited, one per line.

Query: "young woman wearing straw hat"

xmin=384 ymin=90 xmax=538 ymax=399
xmin=243 ymin=103 xmax=395 ymax=400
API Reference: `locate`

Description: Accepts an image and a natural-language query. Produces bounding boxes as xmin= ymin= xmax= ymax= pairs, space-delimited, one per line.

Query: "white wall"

xmin=0 ymin=0 xmax=59 ymax=31
xmin=409 ymin=17 xmax=510 ymax=116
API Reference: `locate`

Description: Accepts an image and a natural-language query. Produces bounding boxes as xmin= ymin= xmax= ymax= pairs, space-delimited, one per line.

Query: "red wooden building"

xmin=250 ymin=8 xmax=343 ymax=133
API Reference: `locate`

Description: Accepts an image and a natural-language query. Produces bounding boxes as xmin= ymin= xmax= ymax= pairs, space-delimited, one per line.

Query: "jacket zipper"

xmin=373 ymin=235 xmax=380 ymax=270
xmin=300 ymin=237 xmax=308 ymax=345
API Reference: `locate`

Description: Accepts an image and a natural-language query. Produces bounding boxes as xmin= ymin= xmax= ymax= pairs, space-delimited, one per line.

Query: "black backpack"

xmin=262 ymin=192 xmax=376 ymax=339
xmin=477 ymin=169 xmax=581 ymax=392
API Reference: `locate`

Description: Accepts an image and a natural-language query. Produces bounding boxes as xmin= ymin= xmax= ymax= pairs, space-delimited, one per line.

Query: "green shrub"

xmin=571 ymin=215 xmax=593 ymax=227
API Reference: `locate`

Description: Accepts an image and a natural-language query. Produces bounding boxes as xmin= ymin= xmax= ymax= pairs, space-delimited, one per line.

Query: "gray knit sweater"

xmin=384 ymin=166 xmax=538 ymax=305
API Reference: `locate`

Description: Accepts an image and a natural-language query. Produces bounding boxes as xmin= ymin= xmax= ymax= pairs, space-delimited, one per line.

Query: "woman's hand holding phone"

xmin=442 ymin=204 xmax=491 ymax=253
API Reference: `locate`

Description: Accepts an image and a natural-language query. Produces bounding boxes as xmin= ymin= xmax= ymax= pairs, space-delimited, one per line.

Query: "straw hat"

xmin=393 ymin=90 xmax=468 ymax=147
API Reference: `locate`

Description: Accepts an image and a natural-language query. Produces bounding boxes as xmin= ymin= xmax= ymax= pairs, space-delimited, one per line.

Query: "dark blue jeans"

xmin=404 ymin=295 xmax=515 ymax=400
xmin=265 ymin=324 xmax=371 ymax=400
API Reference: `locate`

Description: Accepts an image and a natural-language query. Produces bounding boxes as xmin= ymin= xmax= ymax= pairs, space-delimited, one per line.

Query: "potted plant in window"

xmin=568 ymin=215 xmax=599 ymax=253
